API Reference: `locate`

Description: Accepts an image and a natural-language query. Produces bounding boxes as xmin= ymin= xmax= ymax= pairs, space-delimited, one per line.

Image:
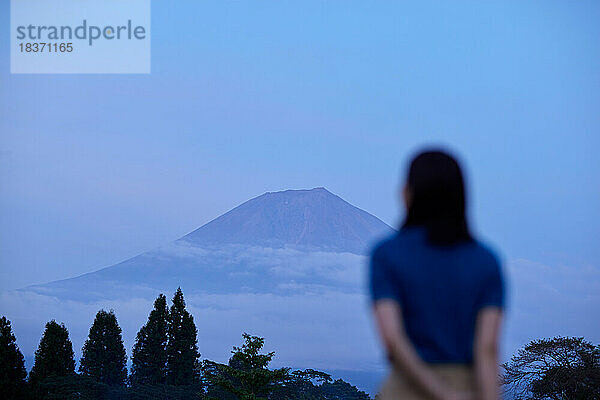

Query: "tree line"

xmin=1 ymin=287 xmax=599 ymax=399
xmin=0 ymin=288 xmax=371 ymax=400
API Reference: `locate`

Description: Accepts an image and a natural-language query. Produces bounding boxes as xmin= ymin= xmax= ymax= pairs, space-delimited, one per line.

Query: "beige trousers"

xmin=379 ymin=365 xmax=474 ymax=400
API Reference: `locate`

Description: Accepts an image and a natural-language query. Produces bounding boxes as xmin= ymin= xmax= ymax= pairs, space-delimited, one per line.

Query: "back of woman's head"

xmin=402 ymin=150 xmax=472 ymax=245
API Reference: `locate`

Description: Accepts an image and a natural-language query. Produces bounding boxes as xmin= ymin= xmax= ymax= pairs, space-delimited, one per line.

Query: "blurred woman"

xmin=370 ymin=150 xmax=504 ymax=400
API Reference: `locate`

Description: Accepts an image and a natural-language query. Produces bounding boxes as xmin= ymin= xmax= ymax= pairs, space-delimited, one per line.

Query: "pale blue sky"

xmin=1 ymin=0 xmax=599 ymax=290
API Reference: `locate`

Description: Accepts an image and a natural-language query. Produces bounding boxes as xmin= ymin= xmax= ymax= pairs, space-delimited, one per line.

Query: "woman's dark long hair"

xmin=402 ymin=150 xmax=473 ymax=245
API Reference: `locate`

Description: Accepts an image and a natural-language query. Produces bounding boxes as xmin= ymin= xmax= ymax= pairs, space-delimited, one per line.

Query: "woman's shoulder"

xmin=464 ymin=239 xmax=503 ymax=274
xmin=370 ymin=227 xmax=424 ymax=259
xmin=370 ymin=234 xmax=397 ymax=260
xmin=470 ymin=239 xmax=500 ymax=260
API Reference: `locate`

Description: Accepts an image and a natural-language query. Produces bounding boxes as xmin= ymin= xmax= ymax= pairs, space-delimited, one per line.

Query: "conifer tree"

xmin=0 ymin=316 xmax=27 ymax=399
xmin=79 ymin=309 xmax=127 ymax=386
xmin=131 ymin=293 xmax=169 ymax=385
xmin=203 ymin=333 xmax=288 ymax=399
xmin=29 ymin=320 xmax=75 ymax=385
xmin=166 ymin=287 xmax=199 ymax=385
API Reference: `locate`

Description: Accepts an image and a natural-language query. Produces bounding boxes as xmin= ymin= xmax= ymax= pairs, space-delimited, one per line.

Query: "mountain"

xmin=25 ymin=188 xmax=394 ymax=301
xmin=183 ymin=187 xmax=391 ymax=254
xmin=10 ymin=188 xmax=393 ymax=394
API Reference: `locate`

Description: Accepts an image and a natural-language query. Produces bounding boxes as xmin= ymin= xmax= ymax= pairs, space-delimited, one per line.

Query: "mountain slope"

xmin=25 ymin=188 xmax=394 ymax=301
xmin=182 ymin=187 xmax=392 ymax=254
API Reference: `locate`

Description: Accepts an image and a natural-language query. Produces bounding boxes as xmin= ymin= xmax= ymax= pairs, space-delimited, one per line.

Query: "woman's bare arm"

xmin=374 ymin=299 xmax=471 ymax=400
xmin=473 ymin=307 xmax=502 ymax=400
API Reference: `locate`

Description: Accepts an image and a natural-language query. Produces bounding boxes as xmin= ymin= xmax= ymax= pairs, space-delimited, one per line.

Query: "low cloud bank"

xmin=0 ymin=257 xmax=598 ymax=377
xmin=0 ymin=287 xmax=383 ymax=372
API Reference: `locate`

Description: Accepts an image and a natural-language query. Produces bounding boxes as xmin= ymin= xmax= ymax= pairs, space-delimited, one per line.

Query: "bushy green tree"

xmin=203 ymin=333 xmax=288 ymax=399
xmin=35 ymin=375 xmax=110 ymax=400
xmin=0 ymin=316 xmax=28 ymax=399
xmin=319 ymin=379 xmax=371 ymax=400
xmin=29 ymin=320 xmax=75 ymax=385
xmin=127 ymin=383 xmax=202 ymax=400
xmin=166 ymin=288 xmax=200 ymax=386
xmin=79 ymin=309 xmax=128 ymax=386
xmin=502 ymin=336 xmax=600 ymax=399
xmin=270 ymin=368 xmax=370 ymax=400
xmin=131 ymin=294 xmax=169 ymax=385
xmin=270 ymin=369 xmax=332 ymax=400
xmin=202 ymin=360 xmax=238 ymax=400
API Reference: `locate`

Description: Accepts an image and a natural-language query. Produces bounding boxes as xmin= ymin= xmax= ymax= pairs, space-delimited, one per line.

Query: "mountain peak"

xmin=182 ymin=188 xmax=393 ymax=254
xmin=262 ymin=187 xmax=331 ymax=196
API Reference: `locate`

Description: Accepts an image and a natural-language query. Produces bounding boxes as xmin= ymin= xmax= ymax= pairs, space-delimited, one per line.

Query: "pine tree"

xmin=131 ymin=294 xmax=169 ymax=385
xmin=0 ymin=316 xmax=27 ymax=399
xmin=29 ymin=320 xmax=75 ymax=385
xmin=166 ymin=287 xmax=199 ymax=386
xmin=203 ymin=333 xmax=289 ymax=399
xmin=79 ymin=309 xmax=128 ymax=386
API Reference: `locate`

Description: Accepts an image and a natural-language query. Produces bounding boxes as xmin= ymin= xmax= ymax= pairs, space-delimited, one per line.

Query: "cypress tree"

xmin=79 ymin=309 xmax=127 ymax=386
xmin=131 ymin=293 xmax=169 ymax=385
xmin=29 ymin=320 xmax=75 ymax=385
xmin=0 ymin=316 xmax=27 ymax=399
xmin=166 ymin=287 xmax=199 ymax=385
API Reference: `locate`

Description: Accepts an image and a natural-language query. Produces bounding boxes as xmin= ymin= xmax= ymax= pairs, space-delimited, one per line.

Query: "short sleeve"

xmin=369 ymin=245 xmax=400 ymax=303
xmin=476 ymin=255 xmax=505 ymax=310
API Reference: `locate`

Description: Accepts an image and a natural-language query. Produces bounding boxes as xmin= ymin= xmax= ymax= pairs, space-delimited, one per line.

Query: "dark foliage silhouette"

xmin=79 ymin=310 xmax=128 ymax=386
xmin=502 ymin=336 xmax=600 ymax=399
xmin=0 ymin=316 xmax=27 ymax=400
xmin=131 ymin=294 xmax=169 ymax=385
xmin=202 ymin=333 xmax=370 ymax=400
xmin=202 ymin=333 xmax=288 ymax=399
xmin=166 ymin=288 xmax=200 ymax=386
xmin=29 ymin=320 xmax=76 ymax=385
